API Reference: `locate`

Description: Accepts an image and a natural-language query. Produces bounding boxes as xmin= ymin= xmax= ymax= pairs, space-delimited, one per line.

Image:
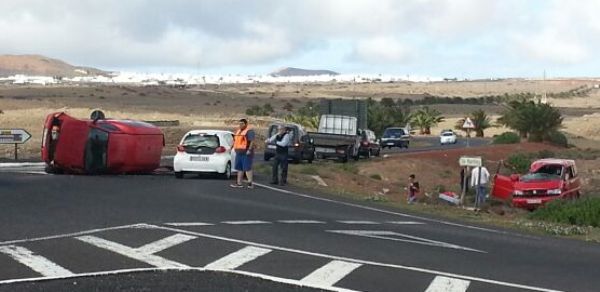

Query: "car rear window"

xmin=383 ymin=128 xmax=405 ymax=137
xmin=183 ymin=134 xmax=220 ymax=148
xmin=442 ymin=132 xmax=454 ymax=136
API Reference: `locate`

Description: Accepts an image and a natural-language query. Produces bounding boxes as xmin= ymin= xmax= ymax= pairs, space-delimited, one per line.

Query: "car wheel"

xmin=175 ymin=171 xmax=184 ymax=179
xmin=264 ymin=154 xmax=272 ymax=161
xmin=222 ymin=162 xmax=232 ymax=179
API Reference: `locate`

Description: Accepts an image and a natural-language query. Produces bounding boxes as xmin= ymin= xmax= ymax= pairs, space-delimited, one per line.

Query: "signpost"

xmin=459 ymin=156 xmax=482 ymax=205
xmin=462 ymin=117 xmax=475 ymax=147
xmin=0 ymin=129 xmax=32 ymax=160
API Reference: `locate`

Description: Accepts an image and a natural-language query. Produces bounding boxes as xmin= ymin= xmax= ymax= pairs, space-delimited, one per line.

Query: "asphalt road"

xmin=381 ymin=136 xmax=490 ymax=155
xmin=1 ymin=170 xmax=599 ymax=292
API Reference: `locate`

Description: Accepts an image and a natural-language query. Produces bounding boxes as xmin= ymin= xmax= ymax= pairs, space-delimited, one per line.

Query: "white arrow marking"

xmin=204 ymin=246 xmax=272 ymax=270
xmin=327 ymin=230 xmax=484 ymax=253
xmin=301 ymin=260 xmax=362 ymax=287
xmin=0 ymin=245 xmax=73 ymax=277
xmin=425 ymin=276 xmax=470 ymax=292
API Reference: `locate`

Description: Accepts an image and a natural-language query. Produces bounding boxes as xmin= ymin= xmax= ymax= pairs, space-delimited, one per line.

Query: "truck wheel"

xmin=175 ymin=171 xmax=184 ymax=179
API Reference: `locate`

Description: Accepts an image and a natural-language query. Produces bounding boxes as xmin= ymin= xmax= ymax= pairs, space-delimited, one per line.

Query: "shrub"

xmin=493 ymin=132 xmax=521 ymax=144
xmin=506 ymin=153 xmax=532 ymax=173
xmin=530 ymin=198 xmax=600 ymax=227
xmin=545 ymin=131 xmax=568 ymax=147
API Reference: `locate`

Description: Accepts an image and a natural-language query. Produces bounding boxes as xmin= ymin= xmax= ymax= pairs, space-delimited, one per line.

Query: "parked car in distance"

xmin=358 ymin=129 xmax=381 ymax=158
xmin=492 ymin=159 xmax=582 ymax=209
xmin=264 ymin=123 xmax=315 ymax=163
xmin=173 ymin=130 xmax=236 ymax=179
xmin=381 ymin=127 xmax=410 ymax=149
xmin=41 ymin=111 xmax=164 ymax=174
xmin=440 ymin=131 xmax=457 ymax=145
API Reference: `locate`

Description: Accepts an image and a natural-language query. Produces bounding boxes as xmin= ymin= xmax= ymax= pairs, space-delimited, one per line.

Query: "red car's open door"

xmin=491 ymin=174 xmax=514 ymax=201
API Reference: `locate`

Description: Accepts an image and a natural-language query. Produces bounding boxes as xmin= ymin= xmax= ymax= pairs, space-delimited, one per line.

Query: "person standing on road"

xmin=407 ymin=174 xmax=420 ymax=204
xmin=266 ymin=125 xmax=291 ymax=185
xmin=470 ymin=165 xmax=490 ymax=211
xmin=231 ymin=119 xmax=256 ymax=189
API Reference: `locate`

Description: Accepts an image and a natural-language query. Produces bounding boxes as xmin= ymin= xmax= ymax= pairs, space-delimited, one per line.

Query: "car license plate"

xmin=316 ymin=147 xmax=335 ymax=153
xmin=387 ymin=142 xmax=395 ymax=146
xmin=267 ymin=145 xmax=276 ymax=149
xmin=190 ymin=156 xmax=209 ymax=162
xmin=527 ymin=199 xmax=542 ymax=204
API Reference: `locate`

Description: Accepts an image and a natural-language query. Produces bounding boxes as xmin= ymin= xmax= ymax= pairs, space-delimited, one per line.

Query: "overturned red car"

xmin=42 ymin=111 xmax=164 ymax=174
xmin=492 ymin=159 xmax=582 ymax=209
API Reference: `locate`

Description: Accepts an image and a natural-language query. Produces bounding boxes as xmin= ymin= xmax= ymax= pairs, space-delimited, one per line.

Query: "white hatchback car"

xmin=173 ymin=130 xmax=236 ymax=179
xmin=440 ymin=131 xmax=457 ymax=145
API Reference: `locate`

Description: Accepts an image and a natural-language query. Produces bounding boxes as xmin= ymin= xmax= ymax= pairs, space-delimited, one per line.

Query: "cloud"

xmin=350 ymin=37 xmax=414 ymax=64
xmin=1 ymin=0 xmax=600 ymax=76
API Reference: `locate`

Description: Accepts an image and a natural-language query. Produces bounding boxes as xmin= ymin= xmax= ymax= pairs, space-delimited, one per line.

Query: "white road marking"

xmin=254 ymin=183 xmax=519 ymax=235
xmin=387 ymin=221 xmax=425 ymax=225
xmin=278 ymin=220 xmax=326 ymax=224
xmin=301 ymin=260 xmax=362 ymax=287
xmin=0 ymin=267 xmax=361 ymax=292
xmin=327 ymin=230 xmax=484 ymax=253
xmin=0 ymin=223 xmax=147 ymax=246
xmin=337 ymin=220 xmax=380 ymax=225
xmin=0 ymin=245 xmax=73 ymax=277
xmin=164 ymin=222 xmax=214 ymax=227
xmin=0 ymin=162 xmax=45 ymax=168
xmin=148 ymin=224 xmax=563 ymax=292
xmin=76 ymin=235 xmax=190 ymax=268
xmin=425 ymin=276 xmax=471 ymax=292
xmin=204 ymin=246 xmax=272 ymax=270
xmin=221 ymin=220 xmax=271 ymax=225
xmin=137 ymin=233 xmax=197 ymax=255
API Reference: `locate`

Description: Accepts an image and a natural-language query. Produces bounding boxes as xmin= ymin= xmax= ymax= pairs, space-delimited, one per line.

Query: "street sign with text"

xmin=459 ymin=156 xmax=482 ymax=167
xmin=0 ymin=129 xmax=32 ymax=144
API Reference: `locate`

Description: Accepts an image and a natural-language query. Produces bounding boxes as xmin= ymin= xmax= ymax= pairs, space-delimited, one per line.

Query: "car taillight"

xmin=215 ymin=146 xmax=227 ymax=153
xmin=362 ymin=141 xmax=369 ymax=146
xmin=177 ymin=145 xmax=185 ymax=152
xmin=294 ymin=143 xmax=299 ymax=147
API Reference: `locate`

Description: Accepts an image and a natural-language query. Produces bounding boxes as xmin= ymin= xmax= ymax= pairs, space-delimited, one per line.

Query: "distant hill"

xmin=0 ymin=54 xmax=109 ymax=77
xmin=270 ymin=67 xmax=339 ymax=77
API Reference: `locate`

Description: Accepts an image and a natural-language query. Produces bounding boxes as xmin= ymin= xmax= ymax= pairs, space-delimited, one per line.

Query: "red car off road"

xmin=492 ymin=159 xmax=582 ymax=209
xmin=42 ymin=111 xmax=164 ymax=174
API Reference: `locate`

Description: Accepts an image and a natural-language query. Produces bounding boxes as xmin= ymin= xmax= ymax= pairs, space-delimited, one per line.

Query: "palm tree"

xmin=498 ymin=100 xmax=562 ymax=141
xmin=411 ymin=106 xmax=444 ymax=134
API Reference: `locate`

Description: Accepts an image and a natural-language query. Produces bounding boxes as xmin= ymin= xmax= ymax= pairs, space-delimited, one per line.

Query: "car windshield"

xmin=383 ymin=129 xmax=404 ymax=137
xmin=442 ymin=132 xmax=454 ymax=136
xmin=268 ymin=126 xmax=297 ymax=140
xmin=183 ymin=134 xmax=219 ymax=148
xmin=521 ymin=165 xmax=563 ymax=182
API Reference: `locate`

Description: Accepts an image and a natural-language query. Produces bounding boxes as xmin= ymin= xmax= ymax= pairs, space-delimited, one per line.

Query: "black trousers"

xmin=272 ymin=152 xmax=288 ymax=183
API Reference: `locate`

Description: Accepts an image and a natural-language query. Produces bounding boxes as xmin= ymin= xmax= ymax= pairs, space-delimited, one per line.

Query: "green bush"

xmin=545 ymin=131 xmax=568 ymax=147
xmin=530 ymin=198 xmax=600 ymax=227
xmin=493 ymin=132 xmax=521 ymax=144
xmin=506 ymin=153 xmax=532 ymax=173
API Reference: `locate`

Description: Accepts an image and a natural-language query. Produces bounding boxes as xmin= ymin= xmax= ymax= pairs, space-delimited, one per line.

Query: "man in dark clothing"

xmin=266 ymin=125 xmax=291 ymax=185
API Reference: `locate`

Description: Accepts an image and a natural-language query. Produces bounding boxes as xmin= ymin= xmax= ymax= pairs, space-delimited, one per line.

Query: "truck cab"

xmin=42 ymin=112 xmax=164 ymax=174
xmin=491 ymin=159 xmax=582 ymax=209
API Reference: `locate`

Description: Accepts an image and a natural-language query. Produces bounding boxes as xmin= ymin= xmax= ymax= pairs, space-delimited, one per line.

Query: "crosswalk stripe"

xmin=76 ymin=235 xmax=189 ymax=268
xmin=278 ymin=220 xmax=326 ymax=224
xmin=425 ymin=276 xmax=470 ymax=292
xmin=301 ymin=260 xmax=362 ymax=287
xmin=337 ymin=220 xmax=380 ymax=225
xmin=221 ymin=220 xmax=272 ymax=225
xmin=0 ymin=245 xmax=74 ymax=277
xmin=137 ymin=233 xmax=197 ymax=255
xmin=204 ymin=246 xmax=272 ymax=270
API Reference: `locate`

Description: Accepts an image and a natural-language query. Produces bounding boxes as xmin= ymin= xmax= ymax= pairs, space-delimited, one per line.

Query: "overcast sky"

xmin=1 ymin=0 xmax=599 ymax=78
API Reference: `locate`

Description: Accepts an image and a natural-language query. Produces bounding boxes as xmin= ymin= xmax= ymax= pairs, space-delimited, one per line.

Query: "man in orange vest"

xmin=231 ymin=119 xmax=256 ymax=188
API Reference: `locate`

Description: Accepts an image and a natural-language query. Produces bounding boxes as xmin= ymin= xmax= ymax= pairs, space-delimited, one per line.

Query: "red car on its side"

xmin=42 ymin=112 xmax=164 ymax=174
xmin=492 ymin=159 xmax=582 ymax=209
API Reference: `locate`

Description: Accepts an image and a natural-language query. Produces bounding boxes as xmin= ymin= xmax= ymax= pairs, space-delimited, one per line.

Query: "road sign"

xmin=0 ymin=129 xmax=32 ymax=144
xmin=459 ymin=156 xmax=482 ymax=167
xmin=462 ymin=117 xmax=475 ymax=129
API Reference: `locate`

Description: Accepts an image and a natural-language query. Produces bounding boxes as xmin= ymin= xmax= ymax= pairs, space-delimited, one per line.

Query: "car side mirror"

xmin=510 ymin=174 xmax=519 ymax=182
